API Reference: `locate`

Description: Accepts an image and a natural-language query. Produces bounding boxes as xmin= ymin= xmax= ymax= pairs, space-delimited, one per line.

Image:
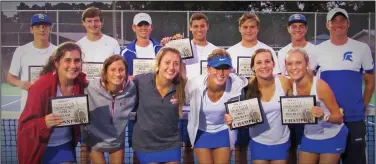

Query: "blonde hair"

xmin=207 ymin=48 xmax=231 ymax=60
xmin=286 ymin=47 xmax=309 ymax=65
xmin=154 ymin=47 xmax=186 ymax=118
xmin=239 ymin=12 xmax=260 ymax=27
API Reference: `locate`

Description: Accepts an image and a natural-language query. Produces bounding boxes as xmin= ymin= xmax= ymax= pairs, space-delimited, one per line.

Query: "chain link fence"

xmin=0 ymin=9 xmax=375 ymax=164
xmin=1 ymin=11 xmax=374 ymax=82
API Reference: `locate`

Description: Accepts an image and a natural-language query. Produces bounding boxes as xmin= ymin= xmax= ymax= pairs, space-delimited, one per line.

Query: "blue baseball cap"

xmin=288 ymin=14 xmax=307 ymax=25
xmin=31 ymin=13 xmax=52 ymax=26
xmin=207 ymin=56 xmax=232 ymax=68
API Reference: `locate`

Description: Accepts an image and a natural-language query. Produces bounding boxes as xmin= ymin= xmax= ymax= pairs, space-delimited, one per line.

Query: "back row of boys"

xmin=8 ymin=6 xmax=374 ymax=164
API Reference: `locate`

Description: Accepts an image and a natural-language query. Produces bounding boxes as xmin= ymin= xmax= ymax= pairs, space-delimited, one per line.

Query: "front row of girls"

xmin=16 ymin=41 xmax=346 ymax=164
xmin=16 ymin=42 xmax=185 ymax=164
xmin=223 ymin=48 xmax=347 ymax=164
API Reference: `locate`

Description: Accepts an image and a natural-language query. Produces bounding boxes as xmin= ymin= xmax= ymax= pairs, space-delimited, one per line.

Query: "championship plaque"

xmin=82 ymin=62 xmax=103 ymax=81
xmin=50 ymin=95 xmax=90 ymax=127
xmin=165 ymin=38 xmax=194 ymax=59
xmin=133 ymin=58 xmax=154 ymax=75
xmin=225 ymin=98 xmax=264 ymax=130
xmin=200 ymin=60 xmax=208 ymax=75
xmin=280 ymin=96 xmax=317 ymax=125
xmin=28 ymin=66 xmax=43 ymax=82
xmin=237 ymin=56 xmax=253 ymax=78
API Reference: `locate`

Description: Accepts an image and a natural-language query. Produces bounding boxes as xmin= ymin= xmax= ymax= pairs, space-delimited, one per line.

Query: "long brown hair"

xmin=154 ymin=47 xmax=186 ymax=118
xmin=101 ymin=55 xmax=128 ymax=90
xmin=40 ymin=41 xmax=82 ymax=76
xmin=246 ymin=48 xmax=274 ymax=99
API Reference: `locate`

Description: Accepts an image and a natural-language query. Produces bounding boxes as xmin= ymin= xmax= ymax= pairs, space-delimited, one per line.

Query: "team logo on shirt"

xmin=170 ymin=94 xmax=178 ymax=104
xmin=343 ymin=51 xmax=353 ymax=62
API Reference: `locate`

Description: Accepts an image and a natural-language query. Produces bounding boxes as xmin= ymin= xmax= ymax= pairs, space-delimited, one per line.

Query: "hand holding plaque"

xmin=280 ymin=96 xmax=317 ymax=125
xmin=133 ymin=58 xmax=154 ymax=75
xmin=237 ymin=56 xmax=253 ymax=78
xmin=82 ymin=62 xmax=103 ymax=81
xmin=165 ymin=38 xmax=194 ymax=59
xmin=225 ymin=98 xmax=263 ymax=130
xmin=50 ymin=95 xmax=90 ymax=127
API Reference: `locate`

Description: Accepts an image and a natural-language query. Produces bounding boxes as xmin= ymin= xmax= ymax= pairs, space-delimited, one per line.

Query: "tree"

xmin=10 ymin=1 xmax=375 ymax=12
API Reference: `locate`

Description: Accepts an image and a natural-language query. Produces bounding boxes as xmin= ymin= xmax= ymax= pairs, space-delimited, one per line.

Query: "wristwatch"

xmin=321 ymin=113 xmax=330 ymax=122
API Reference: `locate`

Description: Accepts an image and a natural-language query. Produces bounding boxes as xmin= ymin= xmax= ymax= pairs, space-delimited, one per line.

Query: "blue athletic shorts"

xmin=136 ymin=147 xmax=181 ymax=164
xmin=194 ymin=129 xmax=230 ymax=148
xmin=42 ymin=141 xmax=76 ymax=164
xmin=299 ymin=125 xmax=348 ymax=154
xmin=250 ymin=139 xmax=290 ymax=160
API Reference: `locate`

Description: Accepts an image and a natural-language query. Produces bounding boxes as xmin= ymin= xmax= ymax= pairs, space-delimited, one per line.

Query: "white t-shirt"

xmin=227 ymin=41 xmax=281 ymax=75
xmin=135 ymin=41 xmax=156 ymax=58
xmin=277 ymin=42 xmax=318 ymax=75
xmin=77 ymin=34 xmax=120 ymax=62
xmin=184 ymin=40 xmax=218 ymax=79
xmin=316 ymin=38 xmax=374 ymax=121
xmin=8 ymin=42 xmax=56 ymax=111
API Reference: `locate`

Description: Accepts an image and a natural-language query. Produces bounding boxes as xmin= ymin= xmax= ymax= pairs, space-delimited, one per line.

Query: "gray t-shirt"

xmin=132 ymin=73 xmax=181 ymax=152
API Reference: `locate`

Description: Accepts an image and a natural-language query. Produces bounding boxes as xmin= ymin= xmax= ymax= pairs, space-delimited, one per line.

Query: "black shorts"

xmin=341 ymin=121 xmax=366 ymax=164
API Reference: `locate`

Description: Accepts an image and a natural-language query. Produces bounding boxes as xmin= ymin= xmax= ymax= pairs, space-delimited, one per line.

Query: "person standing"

xmin=225 ymin=48 xmax=292 ymax=164
xmin=120 ymin=12 xmax=162 ymax=163
xmin=16 ymin=42 xmax=86 ymax=164
xmin=77 ymin=7 xmax=120 ymax=63
xmin=7 ymin=13 xmax=56 ymax=112
xmin=285 ymin=48 xmax=347 ymax=164
xmin=316 ymin=8 xmax=375 ymax=164
xmin=277 ymin=13 xmax=317 ymax=75
xmin=82 ymin=55 xmax=137 ymax=163
xmin=185 ymin=49 xmax=248 ymax=163
xmin=226 ymin=12 xmax=281 ymax=163
xmin=132 ymin=47 xmax=186 ymax=164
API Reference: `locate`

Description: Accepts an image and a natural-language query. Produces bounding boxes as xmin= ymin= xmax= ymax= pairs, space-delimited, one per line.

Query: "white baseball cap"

xmin=327 ymin=8 xmax=349 ymax=22
xmin=133 ymin=13 xmax=152 ymax=25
